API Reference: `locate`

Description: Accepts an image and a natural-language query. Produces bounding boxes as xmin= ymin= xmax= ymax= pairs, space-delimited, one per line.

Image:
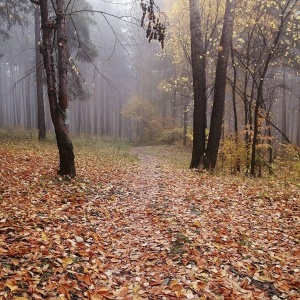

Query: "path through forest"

xmin=0 ymin=142 xmax=299 ymax=299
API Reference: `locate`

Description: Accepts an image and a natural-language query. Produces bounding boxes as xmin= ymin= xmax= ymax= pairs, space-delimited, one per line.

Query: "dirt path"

xmin=87 ymin=147 xmax=299 ymax=299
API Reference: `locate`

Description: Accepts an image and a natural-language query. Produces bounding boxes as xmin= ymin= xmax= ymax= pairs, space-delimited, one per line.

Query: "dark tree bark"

xmin=231 ymin=44 xmax=240 ymax=172
xmin=38 ymin=0 xmax=75 ymax=177
xmin=281 ymin=69 xmax=287 ymax=144
xmin=204 ymin=0 xmax=237 ymax=170
xmin=56 ymin=0 xmax=75 ymax=177
xmin=34 ymin=5 xmax=46 ymax=140
xmin=189 ymin=0 xmax=207 ymax=168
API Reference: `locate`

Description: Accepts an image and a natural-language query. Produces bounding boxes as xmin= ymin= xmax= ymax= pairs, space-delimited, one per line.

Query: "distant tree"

xmin=0 ymin=1 xmax=29 ymax=35
xmin=122 ymin=95 xmax=162 ymax=144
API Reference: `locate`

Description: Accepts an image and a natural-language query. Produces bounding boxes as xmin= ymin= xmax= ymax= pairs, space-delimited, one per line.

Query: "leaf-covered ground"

xmin=0 ymin=136 xmax=299 ymax=300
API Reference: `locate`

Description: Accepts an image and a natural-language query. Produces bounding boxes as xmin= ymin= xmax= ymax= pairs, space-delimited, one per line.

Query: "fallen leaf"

xmin=62 ymin=257 xmax=73 ymax=268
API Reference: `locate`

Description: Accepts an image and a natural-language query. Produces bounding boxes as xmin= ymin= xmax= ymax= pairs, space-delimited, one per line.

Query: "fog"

xmin=0 ymin=0 xmax=167 ymax=138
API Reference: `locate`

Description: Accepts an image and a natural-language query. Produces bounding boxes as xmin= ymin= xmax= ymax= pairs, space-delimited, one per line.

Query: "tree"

xmin=250 ymin=0 xmax=300 ymax=175
xmin=189 ymin=0 xmax=207 ymax=168
xmin=204 ymin=0 xmax=237 ymax=170
xmin=34 ymin=4 xmax=46 ymax=140
xmin=187 ymin=0 xmax=237 ymax=170
xmin=122 ymin=95 xmax=162 ymax=144
xmin=230 ymin=0 xmax=300 ymax=175
xmin=35 ymin=0 xmax=75 ymax=177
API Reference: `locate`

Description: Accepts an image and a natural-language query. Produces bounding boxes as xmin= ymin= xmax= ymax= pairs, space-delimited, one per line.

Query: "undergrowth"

xmin=1 ymin=127 xmax=300 ymax=186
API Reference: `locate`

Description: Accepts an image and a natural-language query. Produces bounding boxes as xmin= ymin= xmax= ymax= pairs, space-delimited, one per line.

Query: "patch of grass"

xmin=0 ymin=127 xmax=136 ymax=162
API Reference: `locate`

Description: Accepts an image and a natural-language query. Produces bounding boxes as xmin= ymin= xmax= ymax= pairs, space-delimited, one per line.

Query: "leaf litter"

xmin=0 ymin=140 xmax=299 ymax=299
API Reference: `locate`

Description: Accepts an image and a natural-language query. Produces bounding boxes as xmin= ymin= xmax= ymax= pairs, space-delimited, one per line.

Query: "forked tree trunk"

xmin=189 ymin=0 xmax=207 ymax=168
xmin=39 ymin=0 xmax=75 ymax=177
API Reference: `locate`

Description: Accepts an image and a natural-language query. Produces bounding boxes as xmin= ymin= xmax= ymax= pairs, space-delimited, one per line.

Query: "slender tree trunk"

xmin=105 ymin=90 xmax=110 ymax=135
xmin=34 ymin=5 xmax=46 ymax=140
xmin=118 ymin=95 xmax=122 ymax=138
xmin=189 ymin=0 xmax=207 ymax=168
xmin=231 ymin=45 xmax=240 ymax=172
xmin=205 ymin=0 xmax=237 ymax=170
xmin=250 ymin=89 xmax=261 ymax=176
xmin=183 ymin=96 xmax=188 ymax=146
xmin=172 ymin=88 xmax=177 ymax=126
xmin=25 ymin=61 xmax=32 ymax=129
xmin=281 ymin=69 xmax=287 ymax=143
xmin=39 ymin=0 xmax=75 ymax=177
xmin=100 ymin=81 xmax=105 ymax=136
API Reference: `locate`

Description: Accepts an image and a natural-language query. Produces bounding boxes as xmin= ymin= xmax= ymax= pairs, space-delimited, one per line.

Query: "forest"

xmin=0 ymin=0 xmax=300 ymax=299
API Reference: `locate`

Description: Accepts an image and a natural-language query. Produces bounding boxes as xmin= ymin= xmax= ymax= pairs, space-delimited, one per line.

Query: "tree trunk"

xmin=183 ymin=96 xmax=188 ymax=146
xmin=172 ymin=88 xmax=177 ymax=126
xmin=281 ymin=69 xmax=287 ymax=143
xmin=25 ymin=62 xmax=32 ymax=129
xmin=189 ymin=0 xmax=207 ymax=168
xmin=34 ymin=5 xmax=46 ymax=140
xmin=56 ymin=0 xmax=75 ymax=176
xmin=205 ymin=0 xmax=237 ymax=170
xmin=231 ymin=45 xmax=240 ymax=172
xmin=39 ymin=0 xmax=75 ymax=177
xmin=250 ymin=91 xmax=261 ymax=176
xmin=118 ymin=94 xmax=122 ymax=138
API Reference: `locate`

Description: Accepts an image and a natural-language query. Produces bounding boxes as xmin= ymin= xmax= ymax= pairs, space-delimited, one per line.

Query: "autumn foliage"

xmin=0 ymin=130 xmax=299 ymax=299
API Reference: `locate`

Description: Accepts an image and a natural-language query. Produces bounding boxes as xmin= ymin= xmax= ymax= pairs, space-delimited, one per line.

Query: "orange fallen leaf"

xmin=193 ymin=220 xmax=201 ymax=227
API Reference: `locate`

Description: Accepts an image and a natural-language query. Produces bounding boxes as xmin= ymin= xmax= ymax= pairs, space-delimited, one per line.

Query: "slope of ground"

xmin=0 ymin=134 xmax=299 ymax=300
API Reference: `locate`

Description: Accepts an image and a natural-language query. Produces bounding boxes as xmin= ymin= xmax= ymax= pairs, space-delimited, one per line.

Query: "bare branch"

xmin=69 ymin=15 xmax=115 ymax=89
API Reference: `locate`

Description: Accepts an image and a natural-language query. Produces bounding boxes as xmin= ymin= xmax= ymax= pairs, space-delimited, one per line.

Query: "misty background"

xmin=1 ymin=0 xmax=300 ymax=149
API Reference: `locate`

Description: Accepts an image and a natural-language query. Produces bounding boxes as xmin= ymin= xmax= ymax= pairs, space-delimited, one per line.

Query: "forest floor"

xmin=0 ymin=133 xmax=300 ymax=300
